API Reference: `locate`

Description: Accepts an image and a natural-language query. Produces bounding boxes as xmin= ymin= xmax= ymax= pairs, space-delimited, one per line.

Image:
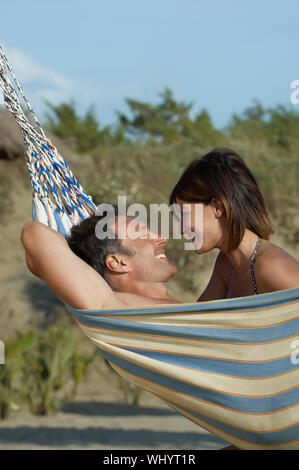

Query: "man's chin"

xmin=167 ymin=263 xmax=177 ymax=277
xmin=157 ymin=262 xmax=177 ymax=281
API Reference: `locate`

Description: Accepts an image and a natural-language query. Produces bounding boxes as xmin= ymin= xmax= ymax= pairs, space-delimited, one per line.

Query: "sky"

xmin=0 ymin=0 xmax=299 ymax=129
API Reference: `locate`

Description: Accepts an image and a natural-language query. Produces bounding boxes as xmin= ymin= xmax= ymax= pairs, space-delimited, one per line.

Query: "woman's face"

xmin=175 ymin=198 xmax=225 ymax=253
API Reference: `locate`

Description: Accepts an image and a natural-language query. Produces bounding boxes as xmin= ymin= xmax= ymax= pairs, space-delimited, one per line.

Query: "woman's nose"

xmin=155 ymin=234 xmax=168 ymax=246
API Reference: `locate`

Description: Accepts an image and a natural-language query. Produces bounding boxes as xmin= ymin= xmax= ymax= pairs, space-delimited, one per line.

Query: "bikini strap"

xmin=250 ymin=236 xmax=261 ymax=295
xmin=229 ymin=236 xmax=261 ymax=295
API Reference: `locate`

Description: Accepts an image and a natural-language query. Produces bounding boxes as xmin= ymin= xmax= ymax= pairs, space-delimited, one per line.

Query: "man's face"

xmin=110 ymin=216 xmax=177 ymax=283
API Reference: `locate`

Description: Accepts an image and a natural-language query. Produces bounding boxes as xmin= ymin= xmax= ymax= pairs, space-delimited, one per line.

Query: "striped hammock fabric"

xmin=1 ymin=46 xmax=298 ymax=450
xmin=66 ymin=288 xmax=299 ymax=450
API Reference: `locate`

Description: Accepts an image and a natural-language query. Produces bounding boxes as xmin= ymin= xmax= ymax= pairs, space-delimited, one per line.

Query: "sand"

xmin=0 ymin=398 xmax=228 ymax=450
xmin=0 ymin=352 xmax=228 ymax=450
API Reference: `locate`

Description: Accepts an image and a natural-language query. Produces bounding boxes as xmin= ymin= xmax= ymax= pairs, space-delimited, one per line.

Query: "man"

xmin=21 ymin=206 xmax=237 ymax=450
xmin=21 ymin=207 xmax=180 ymax=311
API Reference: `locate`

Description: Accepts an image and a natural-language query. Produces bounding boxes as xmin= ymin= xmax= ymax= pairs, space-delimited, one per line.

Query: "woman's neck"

xmin=220 ymin=230 xmax=261 ymax=274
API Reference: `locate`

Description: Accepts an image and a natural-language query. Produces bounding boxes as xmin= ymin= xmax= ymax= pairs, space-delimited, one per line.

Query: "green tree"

xmin=229 ymin=100 xmax=299 ymax=149
xmin=44 ymin=101 xmax=115 ymax=152
xmin=117 ymin=87 xmax=221 ymax=145
xmin=267 ymin=105 xmax=299 ymax=148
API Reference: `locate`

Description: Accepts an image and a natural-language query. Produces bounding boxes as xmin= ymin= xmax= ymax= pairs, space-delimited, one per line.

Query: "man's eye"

xmin=136 ymin=226 xmax=147 ymax=237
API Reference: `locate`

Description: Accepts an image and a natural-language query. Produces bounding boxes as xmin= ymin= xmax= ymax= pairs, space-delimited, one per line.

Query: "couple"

xmin=21 ymin=147 xmax=299 ymax=312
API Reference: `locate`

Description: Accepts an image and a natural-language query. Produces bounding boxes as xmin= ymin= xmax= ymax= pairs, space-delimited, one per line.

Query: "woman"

xmin=170 ymin=147 xmax=299 ymax=450
xmin=170 ymin=147 xmax=299 ymax=301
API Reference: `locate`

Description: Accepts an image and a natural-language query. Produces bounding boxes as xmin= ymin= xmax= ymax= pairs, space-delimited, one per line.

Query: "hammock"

xmin=0 ymin=47 xmax=96 ymax=236
xmin=1 ymin=46 xmax=298 ymax=450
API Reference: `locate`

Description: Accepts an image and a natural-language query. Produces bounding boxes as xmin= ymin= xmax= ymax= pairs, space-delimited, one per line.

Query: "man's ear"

xmin=105 ymin=254 xmax=131 ymax=274
xmin=210 ymin=198 xmax=224 ymax=218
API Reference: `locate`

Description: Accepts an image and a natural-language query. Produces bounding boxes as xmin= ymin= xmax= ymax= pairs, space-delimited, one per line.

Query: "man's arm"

xmin=21 ymin=221 xmax=121 ymax=310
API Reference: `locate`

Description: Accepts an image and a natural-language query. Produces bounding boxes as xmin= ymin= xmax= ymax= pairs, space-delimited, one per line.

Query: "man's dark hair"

xmin=67 ymin=205 xmax=133 ymax=286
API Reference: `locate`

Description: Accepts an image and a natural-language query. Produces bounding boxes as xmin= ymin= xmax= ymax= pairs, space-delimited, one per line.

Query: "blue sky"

xmin=1 ymin=0 xmax=298 ymax=129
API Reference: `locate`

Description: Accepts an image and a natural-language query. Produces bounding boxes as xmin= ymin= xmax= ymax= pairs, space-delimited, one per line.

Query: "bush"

xmin=0 ymin=324 xmax=98 ymax=418
xmin=0 ymin=332 xmax=37 ymax=419
xmin=103 ymin=359 xmax=143 ymax=406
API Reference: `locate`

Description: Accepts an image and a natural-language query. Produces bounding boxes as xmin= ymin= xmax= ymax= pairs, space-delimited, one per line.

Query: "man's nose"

xmin=147 ymin=227 xmax=168 ymax=245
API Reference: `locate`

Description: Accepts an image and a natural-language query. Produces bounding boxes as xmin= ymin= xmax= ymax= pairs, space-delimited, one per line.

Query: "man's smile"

xmin=155 ymin=250 xmax=169 ymax=262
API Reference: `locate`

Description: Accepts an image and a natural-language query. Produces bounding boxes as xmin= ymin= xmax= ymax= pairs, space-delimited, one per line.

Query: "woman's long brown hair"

xmin=169 ymin=148 xmax=273 ymax=252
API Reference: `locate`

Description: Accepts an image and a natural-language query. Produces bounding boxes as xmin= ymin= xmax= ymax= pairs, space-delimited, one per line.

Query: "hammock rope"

xmin=0 ymin=46 xmax=298 ymax=450
xmin=0 ymin=46 xmax=96 ymax=236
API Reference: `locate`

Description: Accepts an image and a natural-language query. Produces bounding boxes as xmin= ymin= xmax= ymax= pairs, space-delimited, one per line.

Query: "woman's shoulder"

xmin=255 ymin=240 xmax=298 ymax=266
xmin=254 ymin=240 xmax=299 ymax=292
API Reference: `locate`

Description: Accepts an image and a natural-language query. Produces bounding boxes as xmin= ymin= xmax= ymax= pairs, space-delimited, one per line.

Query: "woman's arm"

xmin=21 ymin=221 xmax=121 ymax=310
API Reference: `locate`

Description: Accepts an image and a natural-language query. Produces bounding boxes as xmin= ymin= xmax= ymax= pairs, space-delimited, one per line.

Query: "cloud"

xmin=0 ymin=44 xmax=73 ymax=112
xmin=0 ymin=43 xmax=143 ymax=126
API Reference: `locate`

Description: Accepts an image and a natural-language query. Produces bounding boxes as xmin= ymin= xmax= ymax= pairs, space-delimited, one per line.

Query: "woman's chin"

xmin=193 ymin=245 xmax=207 ymax=254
